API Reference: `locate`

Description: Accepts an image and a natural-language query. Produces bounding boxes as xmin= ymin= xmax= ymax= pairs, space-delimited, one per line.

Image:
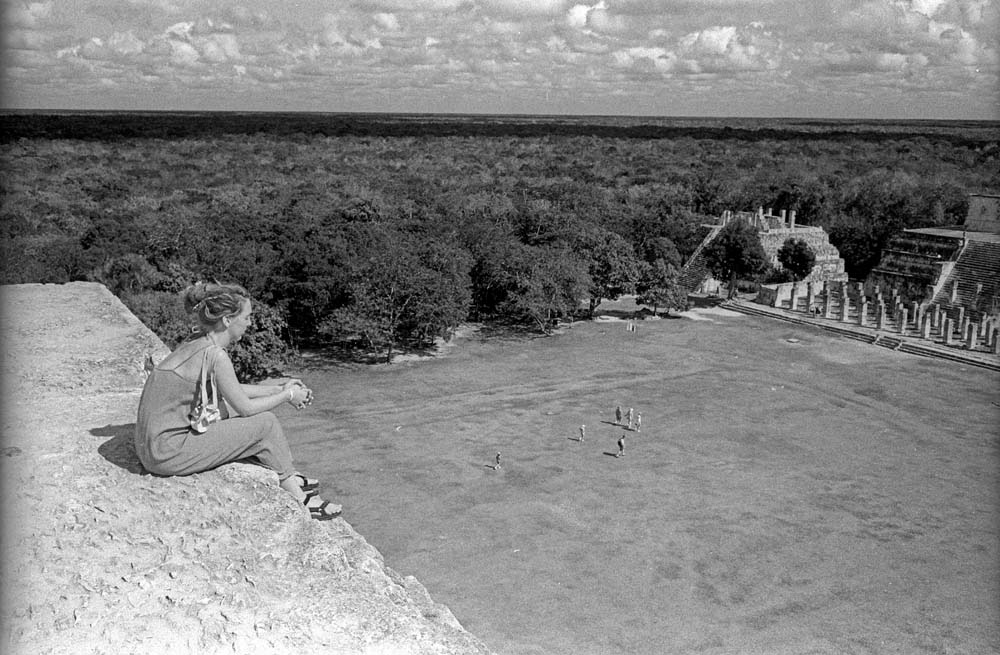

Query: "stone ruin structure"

xmin=678 ymin=207 xmax=848 ymax=295
xmin=744 ymin=194 xmax=1000 ymax=356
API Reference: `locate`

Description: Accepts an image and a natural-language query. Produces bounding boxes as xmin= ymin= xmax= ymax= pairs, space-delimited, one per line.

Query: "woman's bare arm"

xmin=240 ymin=380 xmax=303 ymax=399
xmin=213 ymin=353 xmax=306 ymax=416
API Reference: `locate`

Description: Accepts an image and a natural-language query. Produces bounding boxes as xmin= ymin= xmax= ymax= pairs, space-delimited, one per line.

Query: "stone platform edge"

xmin=0 ymin=282 xmax=490 ymax=655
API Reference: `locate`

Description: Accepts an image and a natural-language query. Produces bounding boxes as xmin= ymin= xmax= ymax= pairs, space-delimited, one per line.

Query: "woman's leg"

xmin=160 ymin=412 xmax=296 ymax=481
xmin=156 ymin=414 xmax=340 ymax=518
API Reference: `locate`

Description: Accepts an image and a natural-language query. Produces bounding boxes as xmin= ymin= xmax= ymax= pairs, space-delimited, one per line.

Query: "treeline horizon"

xmin=2 ymin=112 xmax=996 ymax=147
xmin=2 ymin=115 xmax=997 ymax=376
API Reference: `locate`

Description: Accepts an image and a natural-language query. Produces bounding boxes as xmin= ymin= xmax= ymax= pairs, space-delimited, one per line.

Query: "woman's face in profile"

xmin=228 ymin=300 xmax=253 ymax=342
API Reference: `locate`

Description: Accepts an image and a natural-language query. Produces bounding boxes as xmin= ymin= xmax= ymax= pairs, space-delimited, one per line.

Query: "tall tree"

xmin=635 ymin=259 xmax=686 ymax=316
xmin=321 ymin=227 xmax=472 ymax=363
xmin=505 ymin=245 xmax=590 ymax=333
xmin=777 ymin=238 xmax=816 ymax=281
xmin=702 ymin=219 xmax=768 ymax=299
xmin=578 ymin=229 xmax=642 ymax=316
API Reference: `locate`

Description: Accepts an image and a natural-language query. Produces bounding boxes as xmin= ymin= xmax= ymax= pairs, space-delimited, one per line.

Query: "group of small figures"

xmin=491 ymin=406 xmax=643 ymax=470
xmin=578 ymin=406 xmax=641 ymax=458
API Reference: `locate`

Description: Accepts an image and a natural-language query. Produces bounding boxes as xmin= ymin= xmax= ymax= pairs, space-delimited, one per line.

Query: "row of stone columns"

xmin=771 ymin=280 xmax=1000 ymax=353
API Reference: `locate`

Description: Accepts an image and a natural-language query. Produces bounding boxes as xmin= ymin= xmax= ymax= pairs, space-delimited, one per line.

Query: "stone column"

xmin=967 ymin=323 xmax=979 ymax=350
xmin=899 ymin=308 xmax=909 ymax=334
xmin=858 ymin=299 xmax=868 ymax=327
xmin=921 ymin=314 xmax=932 ymax=339
xmin=841 ymin=296 xmax=851 ymax=323
xmin=790 ymin=282 xmax=799 ymax=310
xmin=877 ymin=303 xmax=887 ymax=330
xmin=806 ymin=282 xmax=816 ymax=312
xmin=994 ymin=328 xmax=1000 ymax=355
xmin=943 ymin=318 xmax=954 ymax=345
xmin=823 ymin=291 xmax=833 ymax=318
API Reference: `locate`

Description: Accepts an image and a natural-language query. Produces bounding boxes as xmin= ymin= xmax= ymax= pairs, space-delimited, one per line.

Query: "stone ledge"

xmin=0 ymin=282 xmax=489 ymax=655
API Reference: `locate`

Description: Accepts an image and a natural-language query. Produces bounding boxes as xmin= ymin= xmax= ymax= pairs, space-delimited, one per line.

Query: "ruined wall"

xmin=757 ymin=227 xmax=849 ymax=282
xmin=965 ymin=194 xmax=1000 ymax=233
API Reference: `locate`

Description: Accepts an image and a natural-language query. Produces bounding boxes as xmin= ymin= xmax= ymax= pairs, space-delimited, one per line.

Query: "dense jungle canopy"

xmin=2 ymin=113 xmax=997 ymax=376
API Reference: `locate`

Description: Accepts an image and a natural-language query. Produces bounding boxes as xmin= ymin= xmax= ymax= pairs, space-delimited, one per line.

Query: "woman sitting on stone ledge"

xmin=135 ymin=281 xmax=341 ymax=521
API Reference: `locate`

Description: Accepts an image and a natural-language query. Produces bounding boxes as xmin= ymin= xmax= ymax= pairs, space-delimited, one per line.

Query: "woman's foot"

xmin=302 ymin=490 xmax=342 ymax=521
xmin=293 ymin=473 xmax=320 ymax=492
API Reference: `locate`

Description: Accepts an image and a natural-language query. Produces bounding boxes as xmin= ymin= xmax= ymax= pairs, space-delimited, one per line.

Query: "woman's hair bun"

xmin=183 ymin=281 xmax=249 ymax=328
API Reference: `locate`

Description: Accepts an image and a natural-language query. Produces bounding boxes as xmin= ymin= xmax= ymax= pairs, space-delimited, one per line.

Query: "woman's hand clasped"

xmin=284 ymin=381 xmax=314 ymax=410
xmin=297 ymin=387 xmax=314 ymax=410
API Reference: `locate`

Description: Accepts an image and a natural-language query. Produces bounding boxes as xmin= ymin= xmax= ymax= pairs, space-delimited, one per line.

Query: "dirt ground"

xmin=286 ymin=298 xmax=1000 ymax=655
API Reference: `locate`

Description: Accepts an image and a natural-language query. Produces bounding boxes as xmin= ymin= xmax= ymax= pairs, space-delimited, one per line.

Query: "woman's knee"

xmin=258 ymin=411 xmax=284 ymax=433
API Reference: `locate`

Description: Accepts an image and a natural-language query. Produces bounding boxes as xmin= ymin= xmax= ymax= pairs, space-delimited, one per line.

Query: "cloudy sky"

xmin=3 ymin=0 xmax=997 ymax=119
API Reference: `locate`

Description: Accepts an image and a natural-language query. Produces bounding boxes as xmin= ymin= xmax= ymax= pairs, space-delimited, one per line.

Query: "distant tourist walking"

xmin=635 ymin=413 xmax=642 ymax=433
xmin=616 ymin=434 xmax=626 ymax=458
xmin=494 ymin=452 xmax=502 ymax=470
xmin=615 ymin=406 xmax=622 ymax=425
xmin=579 ymin=424 xmax=586 ymax=442
xmin=626 ymin=407 xmax=634 ymax=429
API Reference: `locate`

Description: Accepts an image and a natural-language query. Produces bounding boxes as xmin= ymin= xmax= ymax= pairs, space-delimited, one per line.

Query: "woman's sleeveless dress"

xmin=134 ymin=343 xmax=294 ymax=480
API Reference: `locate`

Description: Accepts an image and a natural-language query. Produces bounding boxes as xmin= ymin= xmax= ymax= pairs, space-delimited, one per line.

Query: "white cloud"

xmin=198 ymin=34 xmax=242 ymax=63
xmin=107 ymin=31 xmax=144 ymax=56
xmin=482 ymin=0 xmax=569 ymax=16
xmin=169 ymin=39 xmax=200 ymax=67
xmin=612 ymin=45 xmax=676 ymax=72
xmin=349 ymin=0 xmax=466 ymax=12
xmin=567 ymin=4 xmax=590 ymax=28
xmin=566 ymin=1 xmax=629 ymax=33
xmin=680 ymin=25 xmax=737 ymax=56
xmin=165 ymin=22 xmax=194 ymax=40
xmin=588 ymin=3 xmax=628 ymax=33
xmin=6 ymin=1 xmax=53 ymax=29
xmin=910 ymin=0 xmax=949 ymax=17
xmin=374 ymin=13 xmax=400 ymax=31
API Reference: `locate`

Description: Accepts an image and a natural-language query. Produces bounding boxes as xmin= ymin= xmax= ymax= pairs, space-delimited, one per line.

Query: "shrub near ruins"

xmin=777 ymin=238 xmax=817 ymax=281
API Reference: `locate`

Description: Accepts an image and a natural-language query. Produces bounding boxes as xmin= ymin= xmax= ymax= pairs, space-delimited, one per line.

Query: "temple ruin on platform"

xmin=678 ymin=207 xmax=848 ymax=296
xmin=743 ymin=194 xmax=1000 ymax=356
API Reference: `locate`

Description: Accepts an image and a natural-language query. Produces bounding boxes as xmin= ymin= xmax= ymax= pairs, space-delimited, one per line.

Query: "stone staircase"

xmin=930 ymin=240 xmax=1000 ymax=320
xmin=678 ymin=225 xmax=722 ymax=293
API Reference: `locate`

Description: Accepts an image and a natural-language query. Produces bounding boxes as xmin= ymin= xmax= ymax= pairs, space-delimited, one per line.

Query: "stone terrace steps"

xmin=678 ymin=225 xmax=722 ymax=293
xmin=931 ymin=241 xmax=1000 ymax=317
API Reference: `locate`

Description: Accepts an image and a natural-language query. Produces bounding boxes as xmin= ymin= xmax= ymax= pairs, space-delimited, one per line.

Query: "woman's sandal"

xmin=303 ymin=490 xmax=342 ymax=521
xmin=294 ymin=474 xmax=320 ymax=492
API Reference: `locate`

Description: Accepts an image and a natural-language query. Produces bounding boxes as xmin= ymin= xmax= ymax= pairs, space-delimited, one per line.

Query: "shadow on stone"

xmin=92 ymin=423 xmax=147 ymax=475
xmin=688 ymin=295 xmax=726 ymax=308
